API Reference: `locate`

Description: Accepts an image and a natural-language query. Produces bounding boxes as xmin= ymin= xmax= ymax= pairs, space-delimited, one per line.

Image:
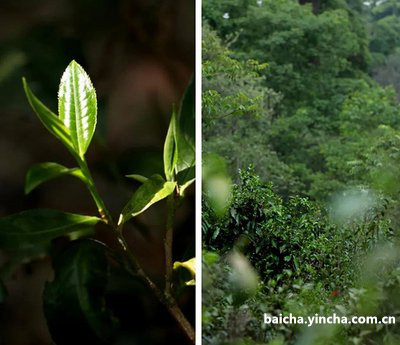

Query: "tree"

xmin=202 ymin=24 xmax=303 ymax=196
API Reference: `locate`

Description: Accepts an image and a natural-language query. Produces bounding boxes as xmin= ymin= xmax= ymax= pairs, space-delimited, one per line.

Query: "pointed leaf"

xmin=44 ymin=240 xmax=118 ymax=345
xmin=177 ymin=166 xmax=195 ymax=196
xmin=25 ymin=162 xmax=83 ymax=194
xmin=125 ymin=174 xmax=148 ymax=183
xmin=22 ymin=78 xmax=74 ymax=152
xmin=70 ymin=168 xmax=89 ymax=182
xmin=175 ymin=78 xmax=195 ymax=173
xmin=120 ymin=174 xmax=176 ymax=224
xmin=58 ymin=60 xmax=97 ymax=157
xmin=0 ymin=209 xmax=100 ymax=249
xmin=163 ymin=109 xmax=178 ymax=181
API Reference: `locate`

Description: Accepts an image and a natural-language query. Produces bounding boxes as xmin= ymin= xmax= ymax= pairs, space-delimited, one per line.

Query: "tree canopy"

xmin=203 ymin=1 xmax=400 ymax=344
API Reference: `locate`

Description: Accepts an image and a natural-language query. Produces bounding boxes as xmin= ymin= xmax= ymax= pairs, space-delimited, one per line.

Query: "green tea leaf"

xmin=44 ymin=240 xmax=118 ymax=345
xmin=162 ymin=79 xmax=195 ymax=181
xmin=173 ymin=257 xmax=196 ymax=286
xmin=22 ymin=78 xmax=74 ymax=152
xmin=0 ymin=209 xmax=100 ymax=249
xmin=163 ymin=109 xmax=178 ymax=181
xmin=175 ymin=78 xmax=195 ymax=173
xmin=25 ymin=162 xmax=82 ymax=194
xmin=58 ymin=60 xmax=97 ymax=157
xmin=177 ymin=166 xmax=195 ymax=196
xmin=125 ymin=174 xmax=149 ymax=183
xmin=120 ymin=174 xmax=176 ymax=224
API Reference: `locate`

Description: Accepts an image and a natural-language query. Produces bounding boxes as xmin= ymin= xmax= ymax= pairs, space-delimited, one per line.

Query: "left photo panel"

xmin=0 ymin=1 xmax=195 ymax=344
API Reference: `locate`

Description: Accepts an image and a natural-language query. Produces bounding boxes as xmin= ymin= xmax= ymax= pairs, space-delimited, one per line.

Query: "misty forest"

xmin=203 ymin=1 xmax=400 ymax=344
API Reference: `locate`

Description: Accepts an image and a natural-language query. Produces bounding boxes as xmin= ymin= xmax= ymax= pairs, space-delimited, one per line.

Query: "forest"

xmin=202 ymin=0 xmax=400 ymax=344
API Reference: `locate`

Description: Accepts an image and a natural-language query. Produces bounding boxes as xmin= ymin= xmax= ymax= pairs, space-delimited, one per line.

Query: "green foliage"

xmin=205 ymin=168 xmax=390 ymax=286
xmin=339 ymin=82 xmax=399 ymax=133
xmin=373 ymin=49 xmax=400 ymax=97
xmin=0 ymin=61 xmax=195 ymax=344
xmin=202 ymin=23 xmax=273 ymax=130
xmin=370 ymin=15 xmax=400 ymax=57
xmin=175 ymin=78 xmax=195 ymax=174
xmin=202 ymin=0 xmax=396 ymax=201
xmin=310 ymin=82 xmax=400 ymax=199
xmin=24 ymin=162 xmax=83 ymax=194
xmin=203 ymin=1 xmax=400 ymax=344
xmin=125 ymin=174 xmax=149 ymax=183
xmin=202 ymin=24 xmax=302 ymax=196
xmin=23 ymin=78 xmax=75 ymax=153
xmin=345 ymin=245 xmax=400 ymax=344
xmin=58 ymin=60 xmax=97 ymax=158
xmin=204 ymin=0 xmax=400 ymax=202
xmin=366 ymin=0 xmax=400 ymax=97
xmin=173 ymin=257 xmax=196 ymax=287
xmin=205 ymin=0 xmax=370 ymax=107
xmin=164 ymin=109 xmax=179 ymax=182
xmin=0 ymin=209 xmax=99 ymax=250
xmin=164 ymin=78 xmax=195 ymax=181
xmin=293 ymin=245 xmax=400 ymax=345
xmin=43 ymin=240 xmax=118 ymax=345
xmin=120 ymin=175 xmax=176 ymax=224
xmin=121 ymin=78 xmax=195 ymax=224
xmin=203 ymin=170 xmax=394 ymax=345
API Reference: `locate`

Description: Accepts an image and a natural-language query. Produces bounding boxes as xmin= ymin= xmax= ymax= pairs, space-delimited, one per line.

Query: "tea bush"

xmin=0 ymin=61 xmax=195 ymax=345
xmin=203 ymin=168 xmax=395 ymax=345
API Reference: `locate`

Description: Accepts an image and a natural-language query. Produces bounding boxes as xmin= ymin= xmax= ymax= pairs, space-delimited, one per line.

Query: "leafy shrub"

xmin=205 ymin=167 xmax=390 ymax=289
xmin=0 ymin=61 xmax=195 ymax=344
xmin=203 ymin=167 xmax=395 ymax=344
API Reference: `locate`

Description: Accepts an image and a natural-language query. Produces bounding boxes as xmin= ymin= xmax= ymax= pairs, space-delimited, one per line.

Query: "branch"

xmin=164 ymin=194 xmax=175 ymax=296
xmin=76 ymin=157 xmax=114 ymax=226
xmin=78 ymin=158 xmax=194 ymax=342
xmin=116 ymin=226 xmax=195 ymax=344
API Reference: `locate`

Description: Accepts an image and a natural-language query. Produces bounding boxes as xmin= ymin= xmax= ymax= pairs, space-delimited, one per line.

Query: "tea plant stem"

xmin=162 ymin=194 xmax=195 ymax=341
xmin=164 ymin=194 xmax=175 ymax=297
xmin=76 ymin=157 xmax=114 ymax=226
xmin=76 ymin=157 xmax=194 ymax=342
xmin=167 ymin=302 xmax=195 ymax=343
xmin=116 ymin=224 xmax=194 ymax=344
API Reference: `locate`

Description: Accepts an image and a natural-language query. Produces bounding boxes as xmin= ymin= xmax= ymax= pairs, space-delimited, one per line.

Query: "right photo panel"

xmin=202 ymin=0 xmax=400 ymax=344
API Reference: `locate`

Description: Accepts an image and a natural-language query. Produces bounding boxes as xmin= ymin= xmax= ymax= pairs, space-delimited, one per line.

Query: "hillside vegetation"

xmin=203 ymin=1 xmax=400 ymax=344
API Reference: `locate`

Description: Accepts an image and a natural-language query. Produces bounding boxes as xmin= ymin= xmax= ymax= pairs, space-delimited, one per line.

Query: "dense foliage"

xmin=0 ymin=2 xmax=194 ymax=344
xmin=205 ymin=168 xmax=391 ymax=286
xmin=203 ymin=0 xmax=400 ymax=344
xmin=203 ymin=0 xmax=400 ymax=199
xmin=0 ymin=62 xmax=195 ymax=344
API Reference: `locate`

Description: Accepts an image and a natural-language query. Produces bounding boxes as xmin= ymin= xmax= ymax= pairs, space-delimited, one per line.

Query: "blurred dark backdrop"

xmin=0 ymin=1 xmax=194 ymax=344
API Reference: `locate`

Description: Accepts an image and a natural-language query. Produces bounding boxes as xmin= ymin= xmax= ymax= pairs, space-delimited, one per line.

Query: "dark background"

xmin=0 ymin=0 xmax=194 ymax=344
